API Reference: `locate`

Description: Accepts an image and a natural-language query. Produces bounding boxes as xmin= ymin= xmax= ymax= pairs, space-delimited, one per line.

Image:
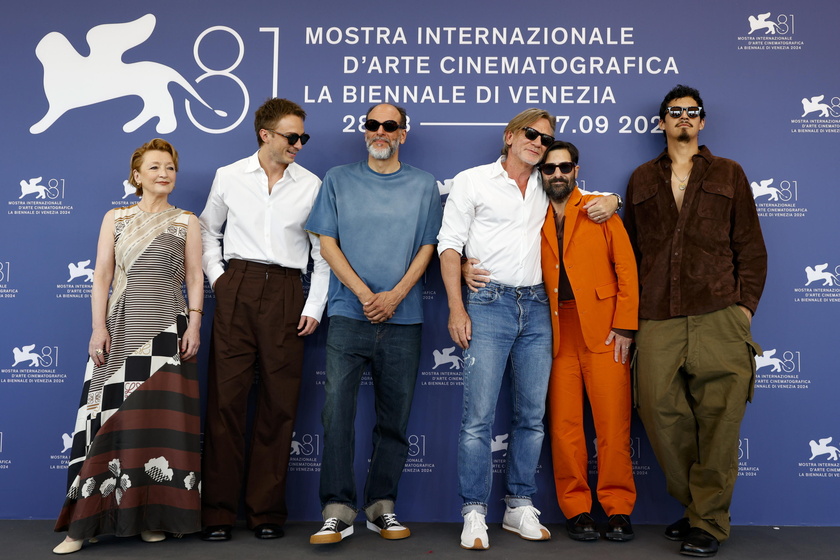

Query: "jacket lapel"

xmin=562 ymin=188 xmax=583 ymax=257
xmin=543 ymin=205 xmax=560 ymax=261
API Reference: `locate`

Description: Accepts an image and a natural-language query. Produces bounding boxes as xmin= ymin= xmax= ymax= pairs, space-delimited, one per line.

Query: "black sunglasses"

xmin=267 ymin=129 xmax=310 ymax=146
xmin=521 ymin=127 xmax=555 ymax=147
xmin=666 ymin=106 xmax=703 ymax=119
xmin=539 ymin=162 xmax=576 ymax=175
xmin=363 ymin=119 xmax=405 ymax=133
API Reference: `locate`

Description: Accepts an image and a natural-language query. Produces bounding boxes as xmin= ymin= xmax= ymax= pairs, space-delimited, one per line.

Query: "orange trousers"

xmin=548 ymin=301 xmax=636 ymax=518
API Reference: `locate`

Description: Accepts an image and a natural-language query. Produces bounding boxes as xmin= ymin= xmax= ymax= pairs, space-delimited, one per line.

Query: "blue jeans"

xmin=458 ymin=282 xmax=552 ymax=515
xmin=319 ymin=315 xmax=422 ymax=516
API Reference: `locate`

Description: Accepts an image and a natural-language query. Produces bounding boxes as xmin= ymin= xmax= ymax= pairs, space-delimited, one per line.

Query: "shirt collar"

xmin=244 ymin=150 xmax=301 ymax=181
xmin=493 ymin=156 xmax=540 ymax=182
xmin=655 ymin=145 xmax=713 ymax=165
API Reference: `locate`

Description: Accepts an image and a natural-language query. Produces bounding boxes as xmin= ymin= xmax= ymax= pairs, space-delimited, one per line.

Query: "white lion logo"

xmin=491 ymin=433 xmax=509 ymax=456
xmin=121 ymin=180 xmax=137 ymax=199
xmin=748 ymin=13 xmax=779 ymax=35
xmin=12 ymin=344 xmax=42 ymax=367
xmin=750 ymin=179 xmax=781 ymax=201
xmin=67 ymin=260 xmax=94 ymax=282
xmin=19 ymin=177 xmax=49 ymax=199
xmin=804 ymin=264 xmax=839 ymax=287
xmin=801 ymin=95 xmax=832 ymax=118
xmin=808 ymin=437 xmax=840 ymax=461
xmin=290 ymin=432 xmax=303 ymax=456
xmin=30 ymin=14 xmax=226 ymax=134
xmin=754 ymin=349 xmax=783 ymax=372
xmin=432 ymin=346 xmax=464 ymax=370
xmin=61 ymin=433 xmax=73 ymax=453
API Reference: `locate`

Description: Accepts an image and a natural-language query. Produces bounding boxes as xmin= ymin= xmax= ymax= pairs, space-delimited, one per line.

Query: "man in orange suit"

xmin=538 ymin=141 xmax=639 ymax=543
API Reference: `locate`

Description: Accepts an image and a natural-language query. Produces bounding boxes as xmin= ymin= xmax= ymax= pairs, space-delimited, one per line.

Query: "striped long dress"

xmin=55 ymin=205 xmax=201 ymax=539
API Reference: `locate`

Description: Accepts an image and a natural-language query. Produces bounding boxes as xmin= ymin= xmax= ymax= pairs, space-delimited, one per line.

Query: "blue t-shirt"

xmin=305 ymin=160 xmax=443 ymax=324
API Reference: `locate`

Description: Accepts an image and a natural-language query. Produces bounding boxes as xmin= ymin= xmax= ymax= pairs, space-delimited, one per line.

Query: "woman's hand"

xmin=180 ymin=324 xmax=201 ymax=360
xmin=88 ymin=327 xmax=111 ymax=367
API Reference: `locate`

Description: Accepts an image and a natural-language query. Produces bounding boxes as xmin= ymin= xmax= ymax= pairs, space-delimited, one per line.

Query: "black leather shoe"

xmin=200 ymin=525 xmax=232 ymax=541
xmin=605 ymin=514 xmax=635 ymax=542
xmin=665 ymin=517 xmax=691 ymax=541
xmin=680 ymin=528 xmax=719 ymax=557
xmin=254 ymin=523 xmax=284 ymax=539
xmin=566 ymin=512 xmax=599 ymax=541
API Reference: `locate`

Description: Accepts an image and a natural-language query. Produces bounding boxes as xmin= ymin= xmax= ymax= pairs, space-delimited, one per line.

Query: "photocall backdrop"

xmin=2 ymin=0 xmax=838 ymax=526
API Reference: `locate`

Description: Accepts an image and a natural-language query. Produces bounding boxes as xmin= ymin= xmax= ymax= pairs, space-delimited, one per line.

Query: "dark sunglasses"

xmin=539 ymin=162 xmax=576 ymax=175
xmin=363 ymin=119 xmax=405 ymax=133
xmin=521 ymin=127 xmax=555 ymax=147
xmin=268 ymin=129 xmax=310 ymax=146
xmin=666 ymin=106 xmax=703 ymax=119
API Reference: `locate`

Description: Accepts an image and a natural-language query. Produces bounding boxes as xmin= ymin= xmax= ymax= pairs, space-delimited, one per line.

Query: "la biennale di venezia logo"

xmin=28 ymin=14 xmax=260 ymax=135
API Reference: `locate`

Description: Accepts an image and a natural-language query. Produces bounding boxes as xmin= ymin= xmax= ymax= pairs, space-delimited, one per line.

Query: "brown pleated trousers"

xmin=201 ymin=259 xmax=305 ymax=528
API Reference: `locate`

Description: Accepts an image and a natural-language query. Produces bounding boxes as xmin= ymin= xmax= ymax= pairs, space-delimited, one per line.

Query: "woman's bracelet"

xmin=188 ymin=308 xmax=204 ymax=316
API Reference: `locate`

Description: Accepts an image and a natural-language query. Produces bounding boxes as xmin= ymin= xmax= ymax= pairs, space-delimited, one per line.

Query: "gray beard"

xmin=367 ymin=137 xmax=397 ymax=160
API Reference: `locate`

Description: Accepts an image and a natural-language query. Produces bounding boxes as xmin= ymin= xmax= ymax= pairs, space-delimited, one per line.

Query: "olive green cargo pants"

xmin=634 ymin=304 xmax=761 ymax=542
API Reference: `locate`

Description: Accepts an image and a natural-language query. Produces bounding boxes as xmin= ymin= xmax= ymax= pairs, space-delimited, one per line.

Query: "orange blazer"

xmin=540 ymin=189 xmax=639 ymax=356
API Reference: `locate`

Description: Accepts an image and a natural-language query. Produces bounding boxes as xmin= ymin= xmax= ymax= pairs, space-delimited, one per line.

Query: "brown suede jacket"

xmin=623 ymin=146 xmax=767 ymax=320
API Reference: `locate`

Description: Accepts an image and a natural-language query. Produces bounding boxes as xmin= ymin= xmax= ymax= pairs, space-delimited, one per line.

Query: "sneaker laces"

xmin=520 ymin=506 xmax=542 ymax=526
xmin=320 ymin=518 xmax=339 ymax=531
xmin=381 ymin=513 xmax=401 ymax=528
xmin=466 ymin=510 xmax=487 ymax=530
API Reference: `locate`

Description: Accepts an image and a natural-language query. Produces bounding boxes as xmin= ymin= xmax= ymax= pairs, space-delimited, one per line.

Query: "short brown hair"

xmin=128 ymin=138 xmax=179 ymax=196
xmin=501 ymin=108 xmax=556 ymax=157
xmin=254 ymin=98 xmax=307 ymax=146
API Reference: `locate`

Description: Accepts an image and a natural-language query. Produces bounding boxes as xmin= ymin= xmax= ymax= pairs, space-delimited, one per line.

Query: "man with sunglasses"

xmin=537 ymin=141 xmax=638 ymax=544
xmin=624 ymin=85 xmax=766 ymax=557
xmin=198 ymin=98 xmax=329 ymax=542
xmin=305 ymin=103 xmax=442 ymax=544
xmin=438 ymin=109 xmax=620 ymax=550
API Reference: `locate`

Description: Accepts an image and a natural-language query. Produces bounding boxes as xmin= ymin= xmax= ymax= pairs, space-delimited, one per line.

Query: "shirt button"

xmin=553 ymin=288 xmax=558 ymax=293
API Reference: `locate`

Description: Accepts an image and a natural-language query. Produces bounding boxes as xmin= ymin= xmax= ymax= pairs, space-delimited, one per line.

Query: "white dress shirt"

xmin=199 ymin=152 xmax=329 ymax=321
xmin=437 ymin=157 xmax=603 ymax=288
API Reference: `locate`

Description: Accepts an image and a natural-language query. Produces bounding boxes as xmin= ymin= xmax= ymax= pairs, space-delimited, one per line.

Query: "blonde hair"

xmin=501 ymin=108 xmax=556 ymax=156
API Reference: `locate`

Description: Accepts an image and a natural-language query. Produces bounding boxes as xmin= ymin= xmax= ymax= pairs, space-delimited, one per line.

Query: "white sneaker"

xmin=502 ymin=505 xmax=551 ymax=540
xmin=460 ymin=510 xmax=489 ymax=550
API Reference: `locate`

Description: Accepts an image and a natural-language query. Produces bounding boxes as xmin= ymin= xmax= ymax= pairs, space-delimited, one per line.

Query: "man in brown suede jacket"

xmin=624 ymin=84 xmax=767 ymax=558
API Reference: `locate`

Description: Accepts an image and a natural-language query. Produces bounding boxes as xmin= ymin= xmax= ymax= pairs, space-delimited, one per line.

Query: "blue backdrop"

xmin=2 ymin=0 xmax=839 ymax=526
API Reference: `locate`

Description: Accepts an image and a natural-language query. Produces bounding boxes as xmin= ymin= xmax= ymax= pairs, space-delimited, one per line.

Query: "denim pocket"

xmin=533 ymin=288 xmax=549 ymax=305
xmin=467 ymin=285 xmax=499 ymax=305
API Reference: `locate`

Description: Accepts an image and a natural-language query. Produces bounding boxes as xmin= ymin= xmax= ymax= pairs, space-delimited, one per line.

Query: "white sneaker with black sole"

xmin=310 ymin=517 xmax=353 ymax=544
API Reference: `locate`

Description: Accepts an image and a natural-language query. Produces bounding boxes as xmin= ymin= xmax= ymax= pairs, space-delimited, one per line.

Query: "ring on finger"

xmin=95 ymin=349 xmax=103 ymax=355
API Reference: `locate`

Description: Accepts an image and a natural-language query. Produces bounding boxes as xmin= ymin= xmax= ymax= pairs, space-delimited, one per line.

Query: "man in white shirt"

xmin=198 ymin=98 xmax=329 ymax=542
xmin=438 ymin=108 xmax=618 ymax=550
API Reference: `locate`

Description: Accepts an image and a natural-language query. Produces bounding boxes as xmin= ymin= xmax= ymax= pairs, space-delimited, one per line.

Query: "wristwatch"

xmin=613 ymin=193 xmax=624 ymax=211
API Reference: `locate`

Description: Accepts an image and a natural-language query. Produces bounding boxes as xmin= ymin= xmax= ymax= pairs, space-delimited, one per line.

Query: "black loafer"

xmin=665 ymin=517 xmax=691 ymax=541
xmin=254 ymin=523 xmax=284 ymax=539
xmin=605 ymin=514 xmax=635 ymax=542
xmin=201 ymin=525 xmax=232 ymax=541
xmin=566 ymin=512 xmax=599 ymax=541
xmin=680 ymin=528 xmax=719 ymax=557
